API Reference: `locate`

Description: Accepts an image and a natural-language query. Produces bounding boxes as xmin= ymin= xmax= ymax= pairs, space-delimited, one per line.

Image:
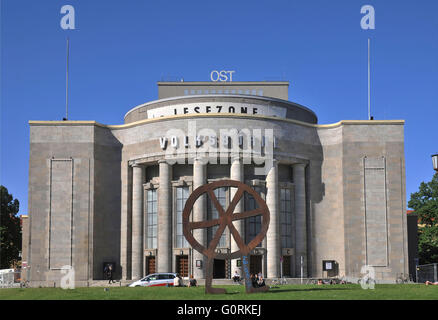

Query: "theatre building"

xmin=25 ymin=80 xmax=409 ymax=286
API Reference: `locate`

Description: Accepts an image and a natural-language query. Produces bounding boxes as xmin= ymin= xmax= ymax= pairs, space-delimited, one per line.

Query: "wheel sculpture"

xmin=182 ymin=180 xmax=270 ymax=294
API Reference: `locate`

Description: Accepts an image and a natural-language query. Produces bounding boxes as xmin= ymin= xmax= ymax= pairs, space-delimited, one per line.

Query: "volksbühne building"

xmin=24 ymin=80 xmax=408 ymax=286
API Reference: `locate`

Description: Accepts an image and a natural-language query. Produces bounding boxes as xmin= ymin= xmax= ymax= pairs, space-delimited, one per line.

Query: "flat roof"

xmin=157 ymin=81 xmax=289 ymax=86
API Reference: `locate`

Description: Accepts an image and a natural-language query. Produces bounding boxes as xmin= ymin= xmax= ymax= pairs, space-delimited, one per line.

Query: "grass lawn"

xmin=0 ymin=284 xmax=437 ymax=300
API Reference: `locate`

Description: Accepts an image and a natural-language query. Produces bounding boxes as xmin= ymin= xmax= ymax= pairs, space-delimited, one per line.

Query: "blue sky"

xmin=1 ymin=0 xmax=437 ymax=215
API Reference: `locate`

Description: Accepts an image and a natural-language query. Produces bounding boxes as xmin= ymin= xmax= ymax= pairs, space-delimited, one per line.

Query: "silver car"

xmin=128 ymin=273 xmax=178 ymax=287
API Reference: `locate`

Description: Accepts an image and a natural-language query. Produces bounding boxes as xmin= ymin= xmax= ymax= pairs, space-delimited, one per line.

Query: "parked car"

xmin=128 ymin=273 xmax=178 ymax=287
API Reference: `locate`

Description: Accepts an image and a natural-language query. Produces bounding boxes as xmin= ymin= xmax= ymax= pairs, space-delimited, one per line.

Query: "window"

xmin=184 ymin=89 xmax=188 ymax=95
xmin=280 ymin=188 xmax=293 ymax=248
xmin=245 ymin=186 xmax=262 ymax=247
xmin=207 ymin=187 xmax=227 ymax=247
xmin=176 ymin=186 xmax=189 ymax=248
xmin=147 ymin=189 xmax=158 ymax=249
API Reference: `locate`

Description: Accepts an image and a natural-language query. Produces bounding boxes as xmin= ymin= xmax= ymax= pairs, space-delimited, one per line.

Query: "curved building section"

xmin=124 ymin=94 xmax=318 ymax=125
xmin=25 ymin=81 xmax=408 ymax=287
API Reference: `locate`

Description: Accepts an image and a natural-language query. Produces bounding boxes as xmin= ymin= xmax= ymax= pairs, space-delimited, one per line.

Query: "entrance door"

xmin=282 ymin=256 xmax=292 ymax=277
xmin=213 ymin=259 xmax=225 ymax=278
xmin=177 ymin=255 xmax=189 ymax=277
xmin=146 ymin=257 xmax=156 ymax=275
xmin=250 ymin=255 xmax=262 ymax=275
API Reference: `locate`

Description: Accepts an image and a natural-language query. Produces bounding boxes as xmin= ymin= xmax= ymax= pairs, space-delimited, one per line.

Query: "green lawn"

xmin=0 ymin=284 xmax=437 ymax=300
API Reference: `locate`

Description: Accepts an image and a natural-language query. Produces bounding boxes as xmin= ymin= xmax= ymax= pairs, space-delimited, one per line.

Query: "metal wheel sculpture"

xmin=182 ymin=180 xmax=270 ymax=294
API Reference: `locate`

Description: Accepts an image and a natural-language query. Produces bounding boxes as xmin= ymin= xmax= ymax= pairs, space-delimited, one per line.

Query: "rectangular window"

xmin=245 ymin=186 xmax=262 ymax=247
xmin=176 ymin=186 xmax=190 ymax=248
xmin=280 ymin=188 xmax=293 ymax=248
xmin=207 ymin=187 xmax=227 ymax=247
xmin=147 ymin=189 xmax=158 ymax=249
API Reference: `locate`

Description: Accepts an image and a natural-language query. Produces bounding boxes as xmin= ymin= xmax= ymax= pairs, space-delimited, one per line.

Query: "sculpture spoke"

xmin=232 ymin=208 xmax=263 ymax=221
xmin=226 ymin=187 xmax=245 ymax=216
xmin=207 ymin=189 xmax=226 ymax=217
xmin=189 ymin=219 xmax=220 ymax=230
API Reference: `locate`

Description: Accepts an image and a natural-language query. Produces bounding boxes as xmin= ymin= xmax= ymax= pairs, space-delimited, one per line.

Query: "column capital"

xmin=292 ymin=162 xmax=307 ymax=168
xmin=193 ymin=157 xmax=208 ymax=165
xmin=158 ymin=159 xmax=169 ymax=165
xmin=230 ymin=154 xmax=241 ymax=163
xmin=231 ymin=155 xmax=244 ymax=164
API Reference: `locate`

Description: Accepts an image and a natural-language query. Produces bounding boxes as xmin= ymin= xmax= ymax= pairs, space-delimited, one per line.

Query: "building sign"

xmin=322 ymin=260 xmax=336 ymax=271
xmin=210 ymin=70 xmax=235 ymax=82
xmin=147 ymin=102 xmax=287 ymax=119
xmin=159 ymin=133 xmax=277 ymax=150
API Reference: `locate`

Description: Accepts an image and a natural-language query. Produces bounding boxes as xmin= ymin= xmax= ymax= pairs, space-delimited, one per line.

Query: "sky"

xmin=1 ymin=0 xmax=437 ymax=215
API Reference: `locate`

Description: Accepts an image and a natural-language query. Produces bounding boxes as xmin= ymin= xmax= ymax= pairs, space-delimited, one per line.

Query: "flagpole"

xmin=66 ymin=37 xmax=69 ymax=120
xmin=368 ymin=38 xmax=371 ymax=120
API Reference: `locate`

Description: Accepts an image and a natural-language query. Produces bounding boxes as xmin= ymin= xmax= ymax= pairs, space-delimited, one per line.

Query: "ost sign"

xmin=210 ymin=70 xmax=235 ymax=82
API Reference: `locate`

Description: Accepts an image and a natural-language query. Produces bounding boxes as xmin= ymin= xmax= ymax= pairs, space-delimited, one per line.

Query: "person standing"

xmin=107 ymin=264 xmax=115 ymax=284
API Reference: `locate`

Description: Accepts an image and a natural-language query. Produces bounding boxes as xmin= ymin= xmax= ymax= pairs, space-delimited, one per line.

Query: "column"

xmin=120 ymin=162 xmax=131 ymax=280
xmin=193 ymin=158 xmax=207 ymax=279
xmin=266 ymin=159 xmax=280 ymax=278
xmin=158 ymin=160 xmax=172 ymax=273
xmin=293 ymin=163 xmax=307 ymax=278
xmin=230 ymin=157 xmax=244 ymax=278
xmin=131 ymin=164 xmax=144 ymax=280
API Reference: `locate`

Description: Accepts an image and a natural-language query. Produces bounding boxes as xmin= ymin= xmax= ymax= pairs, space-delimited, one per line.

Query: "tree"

xmin=408 ymin=173 xmax=438 ymax=264
xmin=0 ymin=185 xmax=21 ymax=269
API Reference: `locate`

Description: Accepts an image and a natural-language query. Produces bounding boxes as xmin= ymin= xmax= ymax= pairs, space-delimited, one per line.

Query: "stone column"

xmin=131 ymin=164 xmax=144 ymax=280
xmin=230 ymin=157 xmax=244 ymax=277
xmin=158 ymin=160 xmax=172 ymax=273
xmin=293 ymin=163 xmax=307 ymax=278
xmin=266 ymin=159 xmax=280 ymax=278
xmin=193 ymin=158 xmax=207 ymax=279
xmin=120 ymin=162 xmax=131 ymax=280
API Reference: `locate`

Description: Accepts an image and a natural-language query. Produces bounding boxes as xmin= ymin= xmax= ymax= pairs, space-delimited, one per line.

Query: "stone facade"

xmin=25 ymin=81 xmax=408 ymax=286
